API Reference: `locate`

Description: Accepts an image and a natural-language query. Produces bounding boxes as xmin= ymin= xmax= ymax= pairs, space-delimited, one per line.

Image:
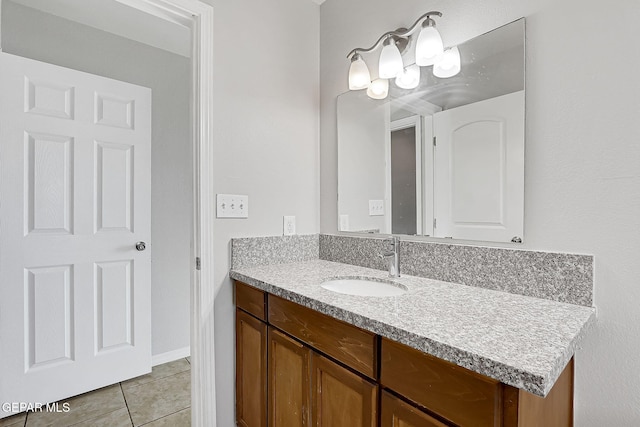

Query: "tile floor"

xmin=0 ymin=358 xmax=191 ymax=427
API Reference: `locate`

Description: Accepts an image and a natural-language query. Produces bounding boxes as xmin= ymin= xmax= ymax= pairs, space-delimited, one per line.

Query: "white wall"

xmin=1 ymin=1 xmax=192 ymax=357
xmin=321 ymin=0 xmax=640 ymax=424
xmin=197 ymin=0 xmax=320 ymax=425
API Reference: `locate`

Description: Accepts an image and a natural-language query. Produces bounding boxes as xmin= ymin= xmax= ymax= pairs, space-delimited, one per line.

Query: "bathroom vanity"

xmin=230 ymin=10 xmax=596 ymax=426
xmin=230 ymin=257 xmax=594 ymax=427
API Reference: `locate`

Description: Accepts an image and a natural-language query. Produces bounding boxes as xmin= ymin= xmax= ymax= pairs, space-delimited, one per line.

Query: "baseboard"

xmin=152 ymin=346 xmax=191 ymax=366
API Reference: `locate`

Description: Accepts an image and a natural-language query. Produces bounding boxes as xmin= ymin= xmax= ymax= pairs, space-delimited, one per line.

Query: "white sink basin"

xmin=320 ymin=277 xmax=407 ymax=297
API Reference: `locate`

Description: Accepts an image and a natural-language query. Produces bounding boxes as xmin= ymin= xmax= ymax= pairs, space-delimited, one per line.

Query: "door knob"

xmin=135 ymin=241 xmax=146 ymax=251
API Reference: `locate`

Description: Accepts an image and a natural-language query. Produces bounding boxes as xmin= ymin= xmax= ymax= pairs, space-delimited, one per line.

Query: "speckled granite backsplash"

xmin=231 ymin=234 xmax=319 ymax=269
xmin=319 ymin=234 xmax=593 ymax=307
xmin=231 ymin=234 xmax=593 ymax=306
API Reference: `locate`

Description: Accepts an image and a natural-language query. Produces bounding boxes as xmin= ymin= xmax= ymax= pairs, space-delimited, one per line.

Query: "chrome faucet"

xmin=381 ymin=236 xmax=400 ymax=278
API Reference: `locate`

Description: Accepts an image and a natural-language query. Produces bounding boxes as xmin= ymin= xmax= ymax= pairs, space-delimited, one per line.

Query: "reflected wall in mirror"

xmin=337 ymin=19 xmax=525 ymax=243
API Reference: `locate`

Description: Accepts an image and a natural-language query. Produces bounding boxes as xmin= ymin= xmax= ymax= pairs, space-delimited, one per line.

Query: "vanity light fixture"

xmin=433 ymin=46 xmax=461 ymax=78
xmin=378 ymin=36 xmax=404 ymax=78
xmin=416 ymin=16 xmax=444 ymax=66
xmin=367 ymin=78 xmax=389 ymax=99
xmin=347 ymin=11 xmax=461 ymax=99
xmin=348 ymin=53 xmax=371 ymax=90
xmin=395 ymin=64 xmax=421 ymax=89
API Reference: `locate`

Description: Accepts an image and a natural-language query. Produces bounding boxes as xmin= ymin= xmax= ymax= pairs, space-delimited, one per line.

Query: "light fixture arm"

xmin=346 ymin=11 xmax=443 ymax=59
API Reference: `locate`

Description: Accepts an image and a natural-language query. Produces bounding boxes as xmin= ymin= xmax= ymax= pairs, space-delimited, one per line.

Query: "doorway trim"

xmin=111 ymin=1 xmax=216 ymax=426
xmin=0 ymin=0 xmax=216 ymax=424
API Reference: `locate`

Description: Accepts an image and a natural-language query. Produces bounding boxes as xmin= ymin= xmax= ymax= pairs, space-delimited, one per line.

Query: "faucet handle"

xmin=384 ymin=236 xmax=400 ymax=250
xmin=381 ymin=236 xmax=401 ymax=278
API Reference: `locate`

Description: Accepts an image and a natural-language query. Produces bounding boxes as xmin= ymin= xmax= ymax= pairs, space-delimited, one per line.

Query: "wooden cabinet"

xmin=380 ymin=391 xmax=448 ymax=427
xmin=381 ymin=338 xmax=573 ymax=427
xmin=312 ymin=353 xmax=377 ymax=427
xmin=268 ymin=328 xmax=311 ymax=427
xmin=234 ymin=281 xmax=574 ymax=427
xmin=381 ymin=338 xmax=504 ymax=426
xmin=237 ymin=281 xmax=267 ymax=320
xmin=515 ymin=358 xmax=574 ymax=427
xmin=236 ymin=309 xmax=268 ymax=427
xmin=268 ymin=295 xmax=377 ymax=378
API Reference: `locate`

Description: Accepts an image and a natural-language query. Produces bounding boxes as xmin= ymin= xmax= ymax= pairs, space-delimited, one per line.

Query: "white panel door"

xmin=433 ymin=91 xmax=524 ymax=242
xmin=0 ymin=52 xmax=152 ymax=416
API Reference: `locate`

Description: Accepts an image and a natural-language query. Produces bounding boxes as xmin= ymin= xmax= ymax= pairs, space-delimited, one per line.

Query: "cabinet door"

xmin=269 ymin=328 xmax=311 ymax=427
xmin=311 ymin=353 xmax=377 ymax=427
xmin=236 ymin=309 xmax=268 ymax=427
xmin=381 ymin=391 xmax=448 ymax=427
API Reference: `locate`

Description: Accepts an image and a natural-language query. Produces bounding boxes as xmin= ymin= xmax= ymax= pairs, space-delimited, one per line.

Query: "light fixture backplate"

xmin=392 ymin=28 xmax=410 ymax=55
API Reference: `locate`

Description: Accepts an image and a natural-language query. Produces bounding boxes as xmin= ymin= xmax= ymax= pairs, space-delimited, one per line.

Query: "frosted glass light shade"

xmin=348 ymin=55 xmax=371 ymax=90
xmin=415 ymin=25 xmax=443 ymax=66
xmin=378 ymin=40 xmax=403 ymax=79
xmin=366 ymin=78 xmax=389 ymax=99
xmin=433 ymin=46 xmax=461 ymax=78
xmin=395 ymin=64 xmax=420 ymax=89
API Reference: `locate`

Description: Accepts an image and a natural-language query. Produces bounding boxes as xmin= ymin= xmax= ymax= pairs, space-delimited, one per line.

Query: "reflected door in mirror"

xmin=434 ymin=91 xmax=524 ymax=241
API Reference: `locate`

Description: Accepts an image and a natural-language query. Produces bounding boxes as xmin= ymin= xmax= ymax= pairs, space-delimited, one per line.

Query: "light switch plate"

xmin=369 ymin=200 xmax=384 ymax=216
xmin=339 ymin=214 xmax=349 ymax=231
xmin=283 ymin=216 xmax=296 ymax=236
xmin=216 ymin=194 xmax=248 ymax=218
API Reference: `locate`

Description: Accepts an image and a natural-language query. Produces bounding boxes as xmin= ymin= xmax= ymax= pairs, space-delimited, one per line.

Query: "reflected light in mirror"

xmin=395 ymin=64 xmax=420 ymax=89
xmin=415 ymin=20 xmax=443 ymax=66
xmin=348 ymin=53 xmax=371 ymax=90
xmin=433 ymin=46 xmax=461 ymax=78
xmin=378 ymin=37 xmax=404 ymax=78
xmin=367 ymin=78 xmax=389 ymax=99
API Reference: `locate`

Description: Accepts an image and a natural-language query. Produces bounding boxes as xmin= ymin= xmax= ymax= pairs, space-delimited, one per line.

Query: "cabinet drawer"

xmin=268 ymin=295 xmax=376 ymax=378
xmin=235 ymin=281 xmax=267 ymax=321
xmin=381 ymin=338 xmax=502 ymax=427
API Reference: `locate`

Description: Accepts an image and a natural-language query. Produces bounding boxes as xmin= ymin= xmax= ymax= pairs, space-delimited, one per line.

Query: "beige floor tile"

xmin=123 ymin=371 xmax=190 ymax=427
xmin=122 ymin=359 xmax=190 ymax=392
xmin=140 ymin=408 xmax=190 ymax=427
xmin=26 ymin=385 xmax=126 ymax=427
xmin=70 ymin=408 xmax=132 ymax=427
xmin=0 ymin=412 xmax=26 ymax=427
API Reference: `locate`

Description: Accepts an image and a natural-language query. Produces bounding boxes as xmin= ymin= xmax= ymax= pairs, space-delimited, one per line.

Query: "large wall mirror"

xmin=337 ymin=19 xmax=525 ymax=243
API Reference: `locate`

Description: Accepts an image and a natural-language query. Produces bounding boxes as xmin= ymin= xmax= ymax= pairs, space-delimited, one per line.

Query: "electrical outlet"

xmin=369 ymin=200 xmax=384 ymax=216
xmin=283 ymin=216 xmax=296 ymax=236
xmin=339 ymin=214 xmax=349 ymax=231
xmin=216 ymin=194 xmax=249 ymax=218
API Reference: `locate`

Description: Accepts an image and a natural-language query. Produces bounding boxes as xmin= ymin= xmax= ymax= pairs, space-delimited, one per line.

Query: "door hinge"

xmin=433 ymin=218 xmax=437 ymax=228
xmin=195 ymin=257 xmax=201 ymax=270
xmin=432 ymin=136 xmax=437 ymax=147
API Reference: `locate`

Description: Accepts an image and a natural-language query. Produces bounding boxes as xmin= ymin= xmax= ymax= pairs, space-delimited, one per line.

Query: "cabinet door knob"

xmin=135 ymin=241 xmax=146 ymax=251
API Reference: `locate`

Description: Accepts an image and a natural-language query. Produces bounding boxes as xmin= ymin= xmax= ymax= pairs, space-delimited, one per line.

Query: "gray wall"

xmin=320 ymin=0 xmax=640 ymax=424
xmin=198 ymin=0 xmax=320 ymax=425
xmin=1 ymin=1 xmax=192 ymax=358
xmin=337 ymin=91 xmax=388 ymax=233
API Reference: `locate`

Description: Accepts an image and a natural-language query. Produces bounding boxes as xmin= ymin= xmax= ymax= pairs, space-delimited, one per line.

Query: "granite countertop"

xmin=230 ymin=259 xmax=595 ymax=397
